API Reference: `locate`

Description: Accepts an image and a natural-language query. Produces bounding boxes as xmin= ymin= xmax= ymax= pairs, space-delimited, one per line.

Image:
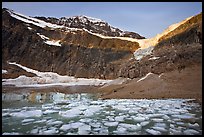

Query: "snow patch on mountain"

xmin=2 ymin=62 xmax=112 ymax=87
xmin=7 ymin=9 xmax=65 ymax=29
xmin=44 ymin=40 xmax=61 ymax=47
xmin=2 ymin=70 xmax=8 ymax=74
xmin=37 ymin=33 xmax=49 ymax=40
xmin=134 ymin=46 xmax=154 ymax=60
xmin=137 ymin=72 xmax=154 ymax=82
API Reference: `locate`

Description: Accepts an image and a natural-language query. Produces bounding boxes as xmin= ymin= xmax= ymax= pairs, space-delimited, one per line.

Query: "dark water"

xmin=2 ymin=91 xmax=202 ymax=135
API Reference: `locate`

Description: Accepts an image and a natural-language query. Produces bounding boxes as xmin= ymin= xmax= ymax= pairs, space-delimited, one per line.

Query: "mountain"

xmin=119 ymin=12 xmax=202 ymax=78
xmin=2 ymin=8 xmax=202 ymax=81
xmin=2 ymin=8 xmax=141 ymax=79
xmin=35 ymin=15 xmax=145 ymax=39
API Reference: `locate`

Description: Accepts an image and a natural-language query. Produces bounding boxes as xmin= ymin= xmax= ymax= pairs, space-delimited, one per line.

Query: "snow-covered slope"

xmin=3 ymin=62 xmax=112 ymax=87
xmin=6 ymin=9 xmax=143 ymax=45
xmin=7 ymin=9 xmax=65 ymax=29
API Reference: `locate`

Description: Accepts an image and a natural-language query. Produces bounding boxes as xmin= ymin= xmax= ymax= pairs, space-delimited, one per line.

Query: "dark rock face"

xmin=2 ymin=8 xmax=202 ymax=80
xmin=2 ymin=8 xmax=135 ymax=79
xmin=35 ymin=15 xmax=145 ymax=39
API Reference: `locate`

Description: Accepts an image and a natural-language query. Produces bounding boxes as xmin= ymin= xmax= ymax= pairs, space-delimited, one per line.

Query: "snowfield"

xmin=2 ymin=62 xmax=112 ymax=87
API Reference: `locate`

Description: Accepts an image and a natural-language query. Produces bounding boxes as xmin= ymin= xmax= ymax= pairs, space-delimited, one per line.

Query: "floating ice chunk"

xmin=171 ymin=114 xmax=195 ymax=120
xmin=43 ymin=110 xmax=58 ymax=114
xmin=66 ymin=132 xmax=77 ymax=135
xmin=90 ymin=122 xmax=101 ymax=128
xmin=107 ymin=116 xmax=115 ymax=121
xmin=176 ymin=122 xmax=186 ymax=126
xmin=79 ymin=118 xmax=92 ymax=123
xmin=112 ymin=105 xmax=130 ymax=111
xmin=40 ymin=128 xmax=58 ymax=135
xmin=98 ymin=128 xmax=109 ymax=135
xmin=133 ymin=117 xmax=146 ymax=122
xmin=183 ymin=129 xmax=200 ymax=135
xmin=154 ymin=123 xmax=167 ymax=128
xmin=22 ymin=118 xmax=35 ymax=123
xmin=119 ymin=123 xmax=141 ymax=131
xmin=115 ymin=115 xmax=125 ymax=122
xmin=83 ymin=105 xmax=102 ymax=117
xmin=162 ymin=115 xmax=170 ymax=120
xmin=146 ymin=129 xmax=161 ymax=135
xmin=104 ymin=122 xmax=118 ymax=127
xmin=140 ymin=121 xmax=150 ymax=127
xmin=78 ymin=124 xmax=91 ymax=135
xmin=2 ymin=132 xmax=20 ymax=135
xmin=2 ymin=113 xmax=10 ymax=117
xmin=47 ymin=121 xmax=63 ymax=126
xmin=188 ymin=123 xmax=199 ymax=129
xmin=33 ymin=119 xmax=46 ymax=124
xmin=59 ymin=108 xmax=82 ymax=118
xmin=151 ymin=118 xmax=164 ymax=122
xmin=152 ymin=126 xmax=168 ymax=132
xmin=169 ymin=128 xmax=182 ymax=135
xmin=147 ymin=114 xmax=164 ymax=118
xmin=60 ymin=124 xmax=72 ymax=131
xmin=10 ymin=110 xmax=42 ymax=118
xmin=114 ymin=127 xmax=127 ymax=135
xmin=60 ymin=122 xmax=84 ymax=131
xmin=30 ymin=128 xmax=39 ymax=134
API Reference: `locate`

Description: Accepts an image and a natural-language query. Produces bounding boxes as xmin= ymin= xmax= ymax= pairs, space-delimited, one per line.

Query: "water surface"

xmin=2 ymin=91 xmax=202 ymax=135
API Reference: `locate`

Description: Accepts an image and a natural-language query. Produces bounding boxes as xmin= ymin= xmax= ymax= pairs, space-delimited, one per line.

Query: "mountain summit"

xmin=35 ymin=14 xmax=145 ymax=39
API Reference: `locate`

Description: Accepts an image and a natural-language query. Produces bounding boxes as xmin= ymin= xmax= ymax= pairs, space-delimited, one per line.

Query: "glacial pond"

xmin=2 ymin=91 xmax=202 ymax=135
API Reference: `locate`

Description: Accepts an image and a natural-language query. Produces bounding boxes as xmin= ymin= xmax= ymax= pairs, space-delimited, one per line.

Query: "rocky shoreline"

xmin=3 ymin=65 xmax=202 ymax=105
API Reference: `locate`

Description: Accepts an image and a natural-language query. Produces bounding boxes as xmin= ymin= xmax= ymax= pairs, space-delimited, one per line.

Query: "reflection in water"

xmin=2 ymin=91 xmax=202 ymax=135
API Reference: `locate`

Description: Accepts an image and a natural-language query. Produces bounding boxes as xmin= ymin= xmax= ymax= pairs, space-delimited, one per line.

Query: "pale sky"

xmin=2 ymin=2 xmax=202 ymax=38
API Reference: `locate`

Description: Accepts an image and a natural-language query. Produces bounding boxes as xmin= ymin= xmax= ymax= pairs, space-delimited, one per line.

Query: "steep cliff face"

xmin=2 ymin=8 xmax=139 ymax=79
xmin=119 ymin=13 xmax=202 ymax=78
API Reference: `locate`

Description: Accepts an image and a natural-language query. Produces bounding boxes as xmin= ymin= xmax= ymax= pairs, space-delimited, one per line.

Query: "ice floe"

xmin=43 ymin=110 xmax=58 ymax=115
xmin=146 ymin=129 xmax=161 ymax=135
xmin=78 ymin=124 xmax=91 ymax=135
xmin=104 ymin=121 xmax=118 ymax=127
xmin=3 ymin=132 xmax=21 ymax=135
xmin=2 ymin=92 xmax=202 ymax=135
xmin=22 ymin=119 xmax=35 ymax=123
xmin=152 ymin=126 xmax=168 ymax=132
xmin=10 ymin=110 xmax=42 ymax=118
xmin=183 ymin=129 xmax=200 ymax=135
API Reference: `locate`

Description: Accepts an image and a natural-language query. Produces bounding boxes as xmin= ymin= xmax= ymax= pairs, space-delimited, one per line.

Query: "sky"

xmin=2 ymin=2 xmax=202 ymax=38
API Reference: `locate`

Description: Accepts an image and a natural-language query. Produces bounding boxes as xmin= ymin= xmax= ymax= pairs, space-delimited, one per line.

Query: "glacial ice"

xmin=10 ymin=110 xmax=42 ymax=118
xmin=146 ymin=129 xmax=161 ymax=135
xmin=2 ymin=92 xmax=202 ymax=135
